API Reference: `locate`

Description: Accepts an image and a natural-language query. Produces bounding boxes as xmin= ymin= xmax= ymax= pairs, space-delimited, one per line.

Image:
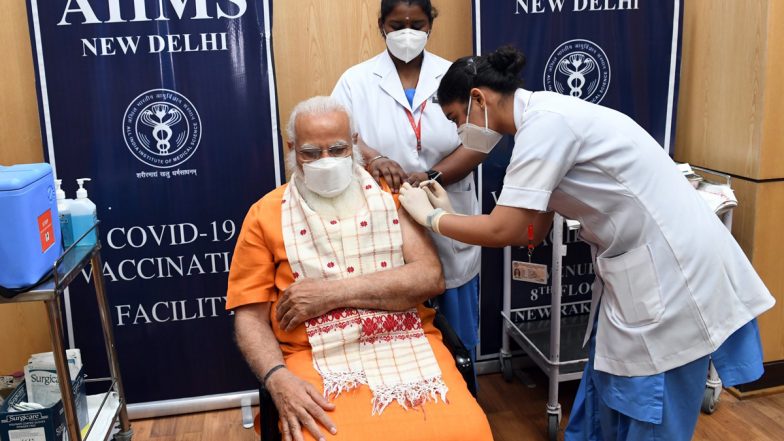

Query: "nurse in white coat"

xmin=332 ymin=0 xmax=485 ymax=355
xmin=400 ymin=46 xmax=776 ymax=440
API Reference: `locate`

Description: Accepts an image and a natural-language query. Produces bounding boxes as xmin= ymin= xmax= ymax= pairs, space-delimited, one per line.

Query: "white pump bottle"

xmin=55 ymin=179 xmax=74 ymax=247
xmin=70 ymin=178 xmax=98 ymax=246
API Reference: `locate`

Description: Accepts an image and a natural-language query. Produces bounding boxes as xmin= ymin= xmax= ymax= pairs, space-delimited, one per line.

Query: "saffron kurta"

xmin=226 ymin=184 xmax=493 ymax=441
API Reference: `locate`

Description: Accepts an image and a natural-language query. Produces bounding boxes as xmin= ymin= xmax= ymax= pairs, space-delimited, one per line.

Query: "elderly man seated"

xmin=226 ymin=96 xmax=493 ymax=441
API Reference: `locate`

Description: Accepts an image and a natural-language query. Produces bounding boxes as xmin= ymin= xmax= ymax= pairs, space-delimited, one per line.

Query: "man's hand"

xmin=276 ymin=279 xmax=337 ymax=332
xmin=267 ymin=368 xmax=337 ymax=441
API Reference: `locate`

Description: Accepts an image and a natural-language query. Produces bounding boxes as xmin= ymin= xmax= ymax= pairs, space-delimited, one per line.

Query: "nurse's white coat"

xmin=332 ymin=50 xmax=480 ymax=289
xmin=498 ymin=88 xmax=775 ymax=377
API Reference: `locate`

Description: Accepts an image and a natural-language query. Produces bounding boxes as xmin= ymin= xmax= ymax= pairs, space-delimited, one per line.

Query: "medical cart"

xmin=692 ymin=166 xmax=737 ymax=415
xmin=0 ymin=222 xmax=133 ymax=441
xmin=499 ymin=214 xmax=588 ymax=441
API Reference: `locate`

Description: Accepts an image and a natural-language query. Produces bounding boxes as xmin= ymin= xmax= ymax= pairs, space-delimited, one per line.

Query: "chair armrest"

xmin=433 ymin=310 xmax=477 ymax=397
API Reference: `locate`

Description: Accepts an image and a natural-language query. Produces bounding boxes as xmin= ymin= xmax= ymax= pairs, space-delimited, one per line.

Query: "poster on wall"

xmin=473 ymin=0 xmax=683 ymax=360
xmin=25 ymin=0 xmax=282 ymax=406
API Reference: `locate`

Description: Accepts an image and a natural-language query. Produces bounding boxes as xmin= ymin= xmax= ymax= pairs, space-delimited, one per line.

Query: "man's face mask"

xmin=457 ymin=94 xmax=503 ymax=154
xmin=302 ymin=156 xmax=354 ymax=198
xmin=385 ymin=28 xmax=428 ymax=63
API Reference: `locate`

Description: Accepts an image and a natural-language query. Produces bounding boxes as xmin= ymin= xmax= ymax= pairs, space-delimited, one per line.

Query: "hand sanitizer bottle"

xmin=55 ymin=179 xmax=74 ymax=248
xmin=70 ymin=178 xmax=98 ymax=246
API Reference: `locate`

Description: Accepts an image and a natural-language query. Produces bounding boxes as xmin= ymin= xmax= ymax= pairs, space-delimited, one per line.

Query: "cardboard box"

xmin=0 ymin=368 xmax=87 ymax=441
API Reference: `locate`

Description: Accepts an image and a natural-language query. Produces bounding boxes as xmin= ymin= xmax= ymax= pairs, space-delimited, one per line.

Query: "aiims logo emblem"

xmin=123 ymin=89 xmax=201 ymax=168
xmin=543 ymin=39 xmax=611 ymax=104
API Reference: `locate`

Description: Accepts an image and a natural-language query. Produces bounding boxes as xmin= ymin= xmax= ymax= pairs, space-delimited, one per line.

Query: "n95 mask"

xmin=385 ymin=29 xmax=428 ymax=63
xmin=302 ymin=156 xmax=354 ymax=198
xmin=458 ymin=96 xmax=503 ymax=154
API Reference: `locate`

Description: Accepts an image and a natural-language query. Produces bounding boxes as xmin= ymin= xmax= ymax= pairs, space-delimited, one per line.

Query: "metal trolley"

xmin=693 ymin=166 xmax=737 ymax=415
xmin=0 ymin=222 xmax=133 ymax=441
xmin=499 ymin=213 xmax=588 ymax=441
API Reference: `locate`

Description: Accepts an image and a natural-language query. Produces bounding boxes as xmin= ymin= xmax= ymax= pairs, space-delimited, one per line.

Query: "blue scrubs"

xmin=404 ymin=88 xmax=416 ymax=107
xmin=438 ymin=275 xmax=481 ymax=356
xmin=565 ymin=318 xmax=764 ymax=441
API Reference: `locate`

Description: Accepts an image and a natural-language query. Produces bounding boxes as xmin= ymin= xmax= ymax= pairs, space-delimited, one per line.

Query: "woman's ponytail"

xmin=486 ymin=45 xmax=527 ymax=78
xmin=438 ymin=45 xmax=526 ymax=106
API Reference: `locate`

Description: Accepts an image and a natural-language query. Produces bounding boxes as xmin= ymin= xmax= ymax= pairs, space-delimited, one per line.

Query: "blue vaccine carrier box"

xmin=0 ymin=164 xmax=62 ymax=289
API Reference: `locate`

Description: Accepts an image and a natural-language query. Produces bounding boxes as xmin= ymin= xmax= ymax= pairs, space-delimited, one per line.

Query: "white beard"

xmin=294 ymin=172 xmax=366 ymax=220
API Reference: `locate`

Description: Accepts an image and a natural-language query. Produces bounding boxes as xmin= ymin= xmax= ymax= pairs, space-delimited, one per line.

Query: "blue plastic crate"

xmin=0 ymin=164 xmax=62 ymax=288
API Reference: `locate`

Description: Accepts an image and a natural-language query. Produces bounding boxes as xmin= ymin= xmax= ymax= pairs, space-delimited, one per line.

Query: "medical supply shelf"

xmin=0 ymin=222 xmax=133 ymax=441
xmin=501 ymin=313 xmax=589 ymax=380
xmin=499 ymin=213 xmax=587 ymax=441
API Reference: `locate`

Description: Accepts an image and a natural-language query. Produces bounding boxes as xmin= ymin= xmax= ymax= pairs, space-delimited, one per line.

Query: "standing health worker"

xmin=399 ymin=46 xmax=776 ymax=441
xmin=332 ymin=0 xmax=485 ymax=355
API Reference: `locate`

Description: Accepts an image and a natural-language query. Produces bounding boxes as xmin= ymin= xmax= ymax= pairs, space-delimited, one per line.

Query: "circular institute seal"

xmin=543 ymin=39 xmax=611 ymax=104
xmin=123 ymin=89 xmax=201 ymax=169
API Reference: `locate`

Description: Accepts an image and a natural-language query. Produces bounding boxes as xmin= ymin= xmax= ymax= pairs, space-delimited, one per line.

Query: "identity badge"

xmin=512 ymin=261 xmax=549 ymax=285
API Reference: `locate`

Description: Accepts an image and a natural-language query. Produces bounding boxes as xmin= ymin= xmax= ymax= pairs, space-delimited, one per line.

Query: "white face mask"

xmin=457 ymin=96 xmax=503 ymax=154
xmin=385 ymin=28 xmax=428 ymax=63
xmin=302 ymin=156 xmax=354 ymax=198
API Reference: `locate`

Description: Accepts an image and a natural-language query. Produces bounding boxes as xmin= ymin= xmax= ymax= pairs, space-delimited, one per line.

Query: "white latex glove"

xmin=419 ymin=180 xmax=454 ymax=213
xmin=399 ymin=182 xmax=437 ymax=227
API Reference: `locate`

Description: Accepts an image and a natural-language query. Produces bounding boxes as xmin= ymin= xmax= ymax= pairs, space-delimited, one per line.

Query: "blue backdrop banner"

xmin=26 ymin=0 xmax=281 ymax=404
xmin=474 ymin=0 xmax=682 ymax=360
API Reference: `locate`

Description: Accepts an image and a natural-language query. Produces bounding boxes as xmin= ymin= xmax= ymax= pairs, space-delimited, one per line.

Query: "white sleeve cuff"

xmin=496 ymin=185 xmax=551 ymax=212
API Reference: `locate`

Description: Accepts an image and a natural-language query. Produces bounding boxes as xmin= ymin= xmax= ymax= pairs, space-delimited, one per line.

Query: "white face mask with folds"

xmin=384 ymin=28 xmax=428 ymax=63
xmin=302 ymin=156 xmax=354 ymax=198
xmin=457 ymin=95 xmax=503 ymax=154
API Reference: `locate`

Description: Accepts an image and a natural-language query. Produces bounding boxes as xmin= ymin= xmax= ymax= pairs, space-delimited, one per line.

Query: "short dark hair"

xmin=437 ymin=45 xmax=527 ymax=106
xmin=379 ymin=0 xmax=438 ymax=24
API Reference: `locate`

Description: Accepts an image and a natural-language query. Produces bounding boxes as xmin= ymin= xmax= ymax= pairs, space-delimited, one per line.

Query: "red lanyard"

xmin=404 ymin=101 xmax=427 ymax=151
xmin=527 ymin=224 xmax=535 ymax=262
